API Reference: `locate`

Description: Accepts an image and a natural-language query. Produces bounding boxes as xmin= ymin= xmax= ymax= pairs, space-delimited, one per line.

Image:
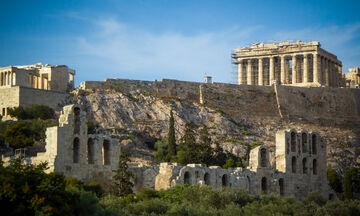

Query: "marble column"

xmin=10 ymin=72 xmax=13 ymax=86
xmin=238 ymin=59 xmax=243 ymax=85
xmin=325 ymin=59 xmax=329 ymax=86
xmin=292 ymin=55 xmax=297 ymax=84
xmin=280 ymin=56 xmax=286 ymax=84
xmin=303 ymin=54 xmax=308 ymax=83
xmin=0 ymin=72 xmax=3 ymax=86
xmin=269 ymin=57 xmax=275 ymax=85
xmin=313 ymin=53 xmax=319 ymax=83
xmin=247 ymin=59 xmax=252 ymax=85
xmin=258 ymin=58 xmax=263 ymax=85
xmin=285 ymin=58 xmax=290 ymax=84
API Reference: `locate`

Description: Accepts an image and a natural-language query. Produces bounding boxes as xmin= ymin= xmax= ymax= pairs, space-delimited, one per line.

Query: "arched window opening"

xmin=302 ymin=158 xmax=308 ymax=174
xmin=286 ymin=137 xmax=290 ymax=154
xmin=292 ymin=156 xmax=297 ymax=173
xmin=103 ymin=140 xmax=111 ymax=165
xmin=279 ymin=178 xmax=284 ymax=196
xmin=87 ymin=138 xmax=94 ymax=164
xmin=312 ymin=134 xmax=317 ymax=154
xmin=247 ymin=176 xmax=251 ymax=193
xmin=291 ymin=132 xmax=296 ymax=152
xmin=222 ymin=174 xmax=228 ymax=187
xmin=184 ymin=171 xmax=191 ymax=185
xmin=204 ymin=173 xmax=210 ymax=185
xmin=73 ymin=138 xmax=80 ymax=163
xmin=302 ymin=133 xmax=308 ymax=153
xmin=261 ymin=177 xmax=267 ymax=194
xmin=73 ymin=107 xmax=81 ymax=134
xmin=260 ymin=148 xmax=267 ymax=167
xmin=313 ymin=159 xmax=317 ymax=175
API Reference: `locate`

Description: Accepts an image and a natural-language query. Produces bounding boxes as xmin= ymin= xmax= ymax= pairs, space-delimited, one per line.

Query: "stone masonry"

xmin=2 ymin=103 xmax=334 ymax=199
xmin=0 ymin=63 xmax=74 ymax=120
xmin=154 ymin=129 xmax=333 ymax=200
xmin=232 ymin=41 xmax=343 ymax=87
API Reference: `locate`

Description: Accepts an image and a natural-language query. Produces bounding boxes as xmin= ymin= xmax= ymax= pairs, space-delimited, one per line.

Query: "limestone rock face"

xmin=74 ymin=79 xmax=360 ymax=168
xmin=75 ymin=89 xmax=255 ymax=163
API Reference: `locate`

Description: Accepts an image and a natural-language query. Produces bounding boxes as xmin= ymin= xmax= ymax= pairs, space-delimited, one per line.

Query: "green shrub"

xmin=84 ymin=181 xmax=104 ymax=198
xmin=3 ymin=121 xmax=34 ymax=149
xmin=8 ymin=105 xmax=54 ymax=120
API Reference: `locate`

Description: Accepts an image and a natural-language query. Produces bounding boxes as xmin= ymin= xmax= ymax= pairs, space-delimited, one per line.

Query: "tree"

xmin=113 ymin=151 xmax=134 ymax=197
xmin=154 ymin=138 xmax=170 ymax=162
xmin=168 ymin=109 xmax=176 ymax=157
xmin=344 ymin=167 xmax=353 ymax=199
xmin=223 ymin=158 xmax=235 ymax=169
xmin=0 ymin=158 xmax=75 ymax=215
xmin=7 ymin=105 xmax=54 ymax=120
xmin=177 ymin=122 xmax=200 ymax=165
xmin=327 ymin=166 xmax=343 ymax=193
xmin=198 ymin=125 xmax=213 ymax=165
xmin=3 ymin=121 xmax=34 ymax=149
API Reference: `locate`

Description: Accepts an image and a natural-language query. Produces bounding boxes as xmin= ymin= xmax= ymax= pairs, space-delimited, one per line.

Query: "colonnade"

xmin=237 ymin=53 xmax=342 ymax=87
xmin=0 ymin=71 xmax=14 ymax=86
xmin=29 ymin=74 xmax=49 ymax=90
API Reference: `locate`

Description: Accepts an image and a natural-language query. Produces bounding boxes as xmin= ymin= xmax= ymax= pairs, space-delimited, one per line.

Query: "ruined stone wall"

xmin=0 ymin=87 xmax=19 ymax=118
xmin=0 ymin=86 xmax=69 ymax=120
xmin=154 ymin=129 xmax=333 ymax=200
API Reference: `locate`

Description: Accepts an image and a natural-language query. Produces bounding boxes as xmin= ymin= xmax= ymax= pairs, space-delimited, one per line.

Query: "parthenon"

xmin=232 ymin=41 xmax=343 ymax=87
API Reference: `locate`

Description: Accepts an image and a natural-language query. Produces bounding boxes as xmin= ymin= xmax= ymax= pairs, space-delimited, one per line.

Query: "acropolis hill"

xmin=0 ymin=41 xmax=359 ymax=199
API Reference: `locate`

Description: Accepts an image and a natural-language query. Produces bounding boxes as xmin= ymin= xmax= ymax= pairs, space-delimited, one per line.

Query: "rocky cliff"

xmin=74 ymin=79 xmax=360 ymax=167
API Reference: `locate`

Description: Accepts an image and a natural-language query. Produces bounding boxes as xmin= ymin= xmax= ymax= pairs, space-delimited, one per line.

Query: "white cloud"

xmin=71 ymin=16 xmax=360 ymax=83
xmin=74 ymin=17 xmax=262 ymax=83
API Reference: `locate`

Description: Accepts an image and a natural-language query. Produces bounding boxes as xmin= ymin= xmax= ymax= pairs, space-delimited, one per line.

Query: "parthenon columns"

xmin=313 ymin=53 xmax=319 ymax=83
xmin=236 ymin=53 xmax=341 ymax=87
xmin=303 ymin=55 xmax=308 ymax=83
xmin=238 ymin=59 xmax=243 ymax=85
xmin=280 ymin=56 xmax=286 ymax=84
xmin=247 ymin=59 xmax=252 ymax=85
xmin=292 ymin=55 xmax=297 ymax=84
xmin=258 ymin=58 xmax=263 ymax=85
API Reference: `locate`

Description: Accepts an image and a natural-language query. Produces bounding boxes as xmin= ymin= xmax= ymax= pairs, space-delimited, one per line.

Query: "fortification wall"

xmin=81 ymin=78 xmax=360 ymax=124
xmin=19 ymin=87 xmax=69 ymax=110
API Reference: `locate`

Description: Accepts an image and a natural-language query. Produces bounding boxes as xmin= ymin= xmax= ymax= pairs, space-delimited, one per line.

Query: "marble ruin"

xmin=2 ymin=104 xmax=334 ymax=199
xmin=0 ymin=63 xmax=75 ymax=92
xmin=232 ymin=41 xmax=344 ymax=87
xmin=155 ymin=129 xmax=332 ymax=199
xmin=0 ymin=63 xmax=74 ymax=120
xmin=345 ymin=67 xmax=360 ymax=88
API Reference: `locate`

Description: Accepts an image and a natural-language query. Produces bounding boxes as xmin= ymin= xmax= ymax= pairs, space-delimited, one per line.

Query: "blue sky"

xmin=0 ymin=0 xmax=359 ymax=85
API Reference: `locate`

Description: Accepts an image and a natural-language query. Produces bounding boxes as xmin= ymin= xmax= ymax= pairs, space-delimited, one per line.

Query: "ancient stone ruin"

xmin=1 ymin=104 xmax=335 ymax=199
xmin=232 ymin=41 xmax=344 ymax=87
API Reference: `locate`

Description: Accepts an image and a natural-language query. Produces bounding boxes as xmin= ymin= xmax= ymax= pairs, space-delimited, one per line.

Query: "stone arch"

xmin=247 ymin=176 xmax=251 ymax=193
xmin=73 ymin=137 xmax=80 ymax=163
xmin=103 ymin=139 xmax=111 ymax=165
xmin=260 ymin=148 xmax=267 ymax=167
xmin=222 ymin=174 xmax=228 ymax=187
xmin=279 ymin=178 xmax=284 ymax=196
xmin=87 ymin=138 xmax=94 ymax=164
xmin=184 ymin=171 xmax=191 ymax=185
xmin=261 ymin=177 xmax=267 ymax=194
xmin=312 ymin=134 xmax=317 ymax=154
xmin=286 ymin=136 xmax=290 ymax=154
xmin=302 ymin=133 xmax=308 ymax=153
xmin=291 ymin=132 xmax=296 ymax=152
xmin=292 ymin=156 xmax=297 ymax=173
xmin=302 ymin=157 xmax=308 ymax=174
xmin=73 ymin=107 xmax=81 ymax=134
xmin=204 ymin=173 xmax=210 ymax=185
xmin=313 ymin=159 xmax=317 ymax=175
